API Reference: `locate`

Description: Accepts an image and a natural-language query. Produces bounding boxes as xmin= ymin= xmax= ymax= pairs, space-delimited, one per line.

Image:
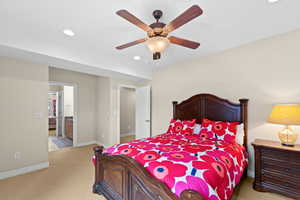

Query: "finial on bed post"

xmin=180 ymin=190 xmax=204 ymax=200
xmin=94 ymin=146 xmax=104 ymax=156
xmin=239 ymin=99 xmax=249 ymax=151
xmin=172 ymin=101 xmax=178 ymax=119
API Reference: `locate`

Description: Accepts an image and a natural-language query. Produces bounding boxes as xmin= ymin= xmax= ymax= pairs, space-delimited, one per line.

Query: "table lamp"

xmin=268 ymin=104 xmax=300 ymax=146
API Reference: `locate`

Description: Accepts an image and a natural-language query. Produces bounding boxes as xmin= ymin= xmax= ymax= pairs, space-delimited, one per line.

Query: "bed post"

xmin=172 ymin=101 xmax=178 ymax=119
xmin=239 ymin=99 xmax=249 ymax=151
xmin=239 ymin=99 xmax=249 ymax=179
xmin=93 ymin=146 xmax=104 ymax=194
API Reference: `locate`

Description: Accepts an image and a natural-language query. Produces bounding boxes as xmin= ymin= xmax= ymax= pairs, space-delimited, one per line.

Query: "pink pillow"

xmin=167 ymin=119 xmax=196 ymax=135
xmin=200 ymin=118 xmax=239 ymax=143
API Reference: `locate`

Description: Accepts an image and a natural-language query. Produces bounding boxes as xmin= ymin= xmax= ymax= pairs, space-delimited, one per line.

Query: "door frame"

xmin=117 ymin=84 xmax=137 ymax=144
xmin=56 ymin=90 xmax=65 ymax=137
xmin=48 ymin=81 xmax=78 ymax=147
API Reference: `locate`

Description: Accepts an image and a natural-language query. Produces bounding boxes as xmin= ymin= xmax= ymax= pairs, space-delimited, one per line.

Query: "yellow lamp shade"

xmin=268 ymin=104 xmax=300 ymax=146
xmin=268 ymin=104 xmax=300 ymax=125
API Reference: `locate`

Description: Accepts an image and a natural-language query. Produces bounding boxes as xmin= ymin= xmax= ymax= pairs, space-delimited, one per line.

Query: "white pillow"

xmin=236 ymin=124 xmax=245 ymax=145
xmin=193 ymin=123 xmax=202 ymax=134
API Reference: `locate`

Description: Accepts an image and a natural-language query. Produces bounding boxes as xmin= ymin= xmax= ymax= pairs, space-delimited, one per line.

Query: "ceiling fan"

xmin=115 ymin=5 xmax=203 ymax=60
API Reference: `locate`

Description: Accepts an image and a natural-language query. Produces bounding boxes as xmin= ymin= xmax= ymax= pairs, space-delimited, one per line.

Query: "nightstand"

xmin=252 ymin=139 xmax=300 ymax=199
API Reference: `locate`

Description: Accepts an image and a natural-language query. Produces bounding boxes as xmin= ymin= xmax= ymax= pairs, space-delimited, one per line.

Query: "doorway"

xmin=119 ymin=87 xmax=136 ymax=143
xmin=117 ymin=85 xmax=151 ymax=144
xmin=48 ymin=82 xmax=77 ymax=151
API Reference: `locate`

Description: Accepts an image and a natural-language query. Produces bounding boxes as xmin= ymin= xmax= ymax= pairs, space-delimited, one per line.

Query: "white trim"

xmin=118 ymin=84 xmax=137 ymax=90
xmin=48 ymin=81 xmax=78 ymax=147
xmin=0 ymin=162 xmax=49 ymax=180
xmin=76 ymin=141 xmax=97 ymax=147
xmin=248 ymin=169 xmax=254 ymax=178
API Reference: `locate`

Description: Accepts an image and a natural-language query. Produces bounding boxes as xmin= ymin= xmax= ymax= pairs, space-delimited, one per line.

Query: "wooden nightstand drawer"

xmin=262 ymin=158 xmax=300 ymax=178
xmin=252 ymin=139 xmax=300 ymax=199
xmin=261 ymin=148 xmax=289 ymax=161
xmin=262 ymin=171 xmax=300 ymax=192
xmin=261 ymin=148 xmax=300 ymax=165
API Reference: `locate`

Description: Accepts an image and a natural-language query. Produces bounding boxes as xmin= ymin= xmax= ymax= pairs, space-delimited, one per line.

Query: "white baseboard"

xmin=76 ymin=141 xmax=97 ymax=147
xmin=0 ymin=162 xmax=49 ymax=180
xmin=248 ymin=169 xmax=254 ymax=178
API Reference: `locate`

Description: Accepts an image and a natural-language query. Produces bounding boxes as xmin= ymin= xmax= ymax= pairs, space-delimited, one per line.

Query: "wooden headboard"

xmin=172 ymin=94 xmax=249 ymax=150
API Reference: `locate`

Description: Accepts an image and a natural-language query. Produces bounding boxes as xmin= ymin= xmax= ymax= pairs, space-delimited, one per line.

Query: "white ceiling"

xmin=0 ymin=0 xmax=299 ymax=80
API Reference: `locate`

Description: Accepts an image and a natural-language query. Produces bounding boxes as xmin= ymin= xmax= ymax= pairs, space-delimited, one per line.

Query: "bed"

xmin=93 ymin=93 xmax=249 ymax=200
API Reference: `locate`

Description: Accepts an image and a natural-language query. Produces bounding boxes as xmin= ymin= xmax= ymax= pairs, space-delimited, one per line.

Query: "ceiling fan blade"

xmin=116 ymin=10 xmax=153 ymax=33
xmin=164 ymin=5 xmax=203 ymax=34
xmin=169 ymin=36 xmax=200 ymax=49
xmin=116 ymin=38 xmax=146 ymax=50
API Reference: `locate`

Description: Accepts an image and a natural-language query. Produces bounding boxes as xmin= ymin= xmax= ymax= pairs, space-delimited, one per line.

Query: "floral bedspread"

xmin=103 ymin=133 xmax=248 ymax=200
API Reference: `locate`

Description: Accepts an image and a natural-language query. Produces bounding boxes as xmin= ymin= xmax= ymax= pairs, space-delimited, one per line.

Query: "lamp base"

xmin=278 ymin=125 xmax=298 ymax=147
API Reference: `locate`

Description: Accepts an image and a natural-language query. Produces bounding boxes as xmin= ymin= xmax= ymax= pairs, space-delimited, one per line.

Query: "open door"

xmin=135 ymin=86 xmax=151 ymax=139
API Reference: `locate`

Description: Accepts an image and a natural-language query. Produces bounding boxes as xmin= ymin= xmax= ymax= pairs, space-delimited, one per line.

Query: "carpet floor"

xmin=48 ymin=136 xmax=73 ymax=152
xmin=0 ymin=145 xmax=291 ymax=200
xmin=120 ymin=135 xmax=135 ymax=143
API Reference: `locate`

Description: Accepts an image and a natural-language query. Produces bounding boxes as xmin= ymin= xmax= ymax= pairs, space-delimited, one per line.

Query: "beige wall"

xmin=95 ymin=77 xmax=112 ymax=146
xmin=49 ymin=67 xmax=98 ymax=144
xmin=120 ymin=88 xmax=136 ymax=136
xmin=152 ymin=29 xmax=300 ymax=176
xmin=0 ymin=57 xmax=48 ymax=172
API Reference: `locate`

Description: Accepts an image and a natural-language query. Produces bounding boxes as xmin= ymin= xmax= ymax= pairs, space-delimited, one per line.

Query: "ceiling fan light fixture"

xmin=146 ymin=36 xmax=170 ymax=53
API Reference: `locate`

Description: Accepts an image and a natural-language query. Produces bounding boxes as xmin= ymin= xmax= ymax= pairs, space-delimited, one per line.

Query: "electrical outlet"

xmin=14 ymin=152 xmax=21 ymax=160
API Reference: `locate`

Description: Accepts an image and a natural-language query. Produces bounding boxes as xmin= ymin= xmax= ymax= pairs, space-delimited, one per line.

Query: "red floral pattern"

xmin=162 ymin=151 xmax=197 ymax=163
xmin=103 ymin=132 xmax=248 ymax=200
xmin=135 ymin=151 xmax=161 ymax=165
xmin=167 ymin=119 xmax=196 ymax=135
xmin=147 ymin=160 xmax=187 ymax=188
xmin=130 ymin=141 xmax=155 ymax=150
xmin=193 ymin=156 xmax=229 ymax=199
xmin=199 ymin=129 xmax=214 ymax=140
xmin=157 ymin=144 xmax=180 ymax=152
xmin=201 ymin=118 xmax=239 ymax=143
xmin=183 ymin=144 xmax=212 ymax=153
xmin=113 ymin=145 xmax=140 ymax=157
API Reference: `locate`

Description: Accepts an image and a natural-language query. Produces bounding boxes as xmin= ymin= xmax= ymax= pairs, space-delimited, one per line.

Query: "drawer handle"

xmin=283 ymin=183 xmax=290 ymax=187
xmin=285 ymin=169 xmax=290 ymax=173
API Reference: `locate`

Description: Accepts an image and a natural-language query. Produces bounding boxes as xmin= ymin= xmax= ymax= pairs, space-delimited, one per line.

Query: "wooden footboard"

xmin=93 ymin=146 xmax=204 ymax=200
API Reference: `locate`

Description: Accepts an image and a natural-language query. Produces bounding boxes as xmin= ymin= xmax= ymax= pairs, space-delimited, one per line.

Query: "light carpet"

xmin=0 ymin=145 xmax=291 ymax=200
xmin=120 ymin=135 xmax=135 ymax=143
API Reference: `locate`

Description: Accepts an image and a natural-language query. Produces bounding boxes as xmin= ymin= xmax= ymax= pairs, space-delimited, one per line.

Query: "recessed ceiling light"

xmin=63 ymin=29 xmax=75 ymax=37
xmin=268 ymin=0 xmax=279 ymax=3
xmin=133 ymin=56 xmax=141 ymax=60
